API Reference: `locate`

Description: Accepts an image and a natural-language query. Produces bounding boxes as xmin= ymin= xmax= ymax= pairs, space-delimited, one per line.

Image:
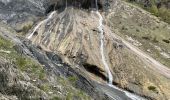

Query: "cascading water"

xmin=96 ymin=10 xmax=113 ymax=84
xmin=95 ymin=0 xmax=144 ymax=100
xmin=95 ymin=0 xmax=113 ymax=86
xmin=27 ymin=11 xmax=56 ymax=39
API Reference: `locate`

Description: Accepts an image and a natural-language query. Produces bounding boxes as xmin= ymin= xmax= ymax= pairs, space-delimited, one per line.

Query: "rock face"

xmin=0 ymin=0 xmax=170 ymax=100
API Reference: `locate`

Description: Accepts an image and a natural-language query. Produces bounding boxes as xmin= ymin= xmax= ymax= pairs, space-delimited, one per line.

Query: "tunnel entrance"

xmin=83 ymin=63 xmax=107 ymax=81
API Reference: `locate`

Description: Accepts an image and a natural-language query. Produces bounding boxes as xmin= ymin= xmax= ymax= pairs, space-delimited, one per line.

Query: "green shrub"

xmin=126 ymin=0 xmax=170 ymax=24
xmin=158 ymin=7 xmax=170 ymax=24
xmin=22 ymin=24 xmax=32 ymax=34
xmin=150 ymin=5 xmax=158 ymax=16
xmin=148 ymin=86 xmax=157 ymax=92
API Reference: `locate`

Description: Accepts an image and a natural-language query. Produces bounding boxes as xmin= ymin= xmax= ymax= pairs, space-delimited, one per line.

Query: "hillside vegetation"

xmin=126 ymin=0 xmax=170 ymax=24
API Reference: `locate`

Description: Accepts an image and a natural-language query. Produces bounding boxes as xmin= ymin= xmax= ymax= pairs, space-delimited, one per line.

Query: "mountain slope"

xmin=0 ymin=0 xmax=170 ymax=100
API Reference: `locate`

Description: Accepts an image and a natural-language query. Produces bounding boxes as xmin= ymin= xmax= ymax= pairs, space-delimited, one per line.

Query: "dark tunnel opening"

xmin=83 ymin=63 xmax=108 ymax=81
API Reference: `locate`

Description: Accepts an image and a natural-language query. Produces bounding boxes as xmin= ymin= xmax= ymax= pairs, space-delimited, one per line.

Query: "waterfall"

xmin=27 ymin=11 xmax=56 ymax=39
xmin=95 ymin=0 xmax=144 ymax=100
xmin=96 ymin=0 xmax=113 ymax=85
xmin=96 ymin=11 xmax=113 ymax=84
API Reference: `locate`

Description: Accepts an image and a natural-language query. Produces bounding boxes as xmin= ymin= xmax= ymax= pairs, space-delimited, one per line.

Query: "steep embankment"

xmin=0 ymin=0 xmax=170 ymax=100
xmin=26 ymin=7 xmax=170 ymax=100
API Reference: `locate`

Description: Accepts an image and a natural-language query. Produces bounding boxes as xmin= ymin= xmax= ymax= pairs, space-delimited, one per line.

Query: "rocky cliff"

xmin=0 ymin=0 xmax=170 ymax=100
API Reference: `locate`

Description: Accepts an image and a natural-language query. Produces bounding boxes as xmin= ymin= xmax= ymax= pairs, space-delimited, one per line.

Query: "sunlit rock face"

xmin=26 ymin=1 xmax=170 ymax=99
xmin=1 ymin=0 xmax=170 ymax=100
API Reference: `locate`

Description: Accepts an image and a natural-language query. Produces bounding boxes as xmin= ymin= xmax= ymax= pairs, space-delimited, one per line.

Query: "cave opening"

xmin=83 ymin=63 xmax=107 ymax=81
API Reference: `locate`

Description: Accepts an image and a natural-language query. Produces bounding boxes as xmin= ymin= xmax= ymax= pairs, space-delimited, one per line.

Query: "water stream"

xmin=96 ymin=11 xmax=113 ymax=84
xmin=95 ymin=0 xmax=144 ymax=100
xmin=27 ymin=11 xmax=56 ymax=39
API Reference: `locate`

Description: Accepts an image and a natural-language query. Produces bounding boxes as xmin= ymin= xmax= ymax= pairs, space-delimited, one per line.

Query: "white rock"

xmin=160 ymin=52 xmax=170 ymax=59
xmin=147 ymin=49 xmax=151 ymax=53
xmin=48 ymin=92 xmax=53 ymax=94
xmin=32 ymin=80 xmax=36 ymax=82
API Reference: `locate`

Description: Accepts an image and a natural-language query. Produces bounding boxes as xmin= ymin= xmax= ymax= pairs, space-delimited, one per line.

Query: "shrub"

xmin=150 ymin=5 xmax=158 ymax=16
xmin=22 ymin=24 xmax=32 ymax=35
xmin=158 ymin=7 xmax=170 ymax=24
xmin=162 ymin=39 xmax=170 ymax=43
xmin=126 ymin=0 xmax=170 ymax=24
xmin=148 ymin=86 xmax=157 ymax=92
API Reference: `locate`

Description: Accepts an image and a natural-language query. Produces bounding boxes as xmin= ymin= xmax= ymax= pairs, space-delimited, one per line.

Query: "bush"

xmin=22 ymin=24 xmax=32 ymax=35
xmin=150 ymin=5 xmax=158 ymax=16
xmin=127 ymin=0 xmax=170 ymax=24
xmin=158 ymin=7 xmax=170 ymax=24
xmin=148 ymin=86 xmax=157 ymax=92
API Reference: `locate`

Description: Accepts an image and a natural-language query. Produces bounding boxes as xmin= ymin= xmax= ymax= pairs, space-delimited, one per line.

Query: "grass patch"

xmin=0 ymin=37 xmax=13 ymax=49
xmin=66 ymin=92 xmax=73 ymax=100
xmin=39 ymin=84 xmax=50 ymax=92
xmin=15 ymin=55 xmax=46 ymax=80
xmin=16 ymin=57 xmax=28 ymax=71
xmin=68 ymin=76 xmax=78 ymax=85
